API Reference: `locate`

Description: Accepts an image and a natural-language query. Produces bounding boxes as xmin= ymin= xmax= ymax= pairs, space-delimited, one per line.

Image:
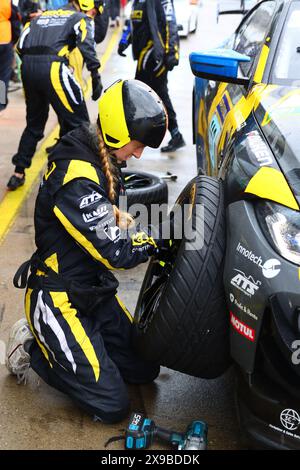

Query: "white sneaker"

xmin=6 ymin=318 xmax=34 ymax=384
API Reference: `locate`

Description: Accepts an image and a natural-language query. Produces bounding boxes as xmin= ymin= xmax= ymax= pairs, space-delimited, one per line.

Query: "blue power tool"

xmin=125 ymin=412 xmax=208 ymax=450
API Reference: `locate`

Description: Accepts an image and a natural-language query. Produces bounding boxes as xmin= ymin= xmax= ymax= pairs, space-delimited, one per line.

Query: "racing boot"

xmin=7 ymin=173 xmax=25 ymax=190
xmin=6 ymin=318 xmax=34 ymax=384
xmin=161 ymin=132 xmax=185 ymax=153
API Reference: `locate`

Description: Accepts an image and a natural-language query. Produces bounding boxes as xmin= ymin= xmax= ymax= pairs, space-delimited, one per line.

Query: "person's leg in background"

xmin=8 ymin=62 xmax=50 ymax=190
xmin=135 ymin=63 xmax=185 ymax=153
xmin=0 ymin=43 xmax=14 ymax=112
xmin=109 ymin=0 xmax=121 ymax=26
xmin=48 ymin=61 xmax=89 ymax=149
xmin=154 ymin=71 xmax=185 ymax=153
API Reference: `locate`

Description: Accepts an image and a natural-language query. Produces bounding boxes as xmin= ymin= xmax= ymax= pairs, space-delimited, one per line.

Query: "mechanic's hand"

xmin=91 ymin=72 xmax=103 ymax=101
xmin=165 ymin=54 xmax=179 ymax=72
xmin=29 ymin=9 xmax=42 ymax=19
xmin=118 ymin=42 xmax=127 ymax=57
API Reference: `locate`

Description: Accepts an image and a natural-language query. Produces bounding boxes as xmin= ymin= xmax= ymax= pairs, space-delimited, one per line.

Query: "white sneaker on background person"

xmin=6 ymin=318 xmax=34 ymax=384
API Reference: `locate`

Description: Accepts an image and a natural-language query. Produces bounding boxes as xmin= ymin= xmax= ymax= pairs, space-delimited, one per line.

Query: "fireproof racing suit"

xmin=12 ymin=6 xmax=100 ymax=172
xmin=17 ymin=125 xmax=161 ymax=423
xmin=119 ymin=0 xmax=180 ymax=133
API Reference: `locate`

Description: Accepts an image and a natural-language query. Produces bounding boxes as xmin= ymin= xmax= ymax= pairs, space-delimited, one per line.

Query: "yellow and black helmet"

xmin=98 ymin=79 xmax=168 ymax=149
xmin=77 ymin=0 xmax=103 ymax=13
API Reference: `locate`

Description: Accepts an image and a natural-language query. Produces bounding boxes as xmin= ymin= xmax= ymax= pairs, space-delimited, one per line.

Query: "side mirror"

xmin=189 ymin=48 xmax=250 ymax=86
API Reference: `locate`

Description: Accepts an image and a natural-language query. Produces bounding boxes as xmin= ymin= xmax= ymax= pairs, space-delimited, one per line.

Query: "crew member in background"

xmin=7 ymin=0 xmax=103 ymax=191
xmin=118 ymin=0 xmax=185 ymax=153
xmin=0 ymin=0 xmax=21 ymax=113
xmin=18 ymin=0 xmax=42 ymax=25
xmin=94 ymin=0 xmax=109 ymax=43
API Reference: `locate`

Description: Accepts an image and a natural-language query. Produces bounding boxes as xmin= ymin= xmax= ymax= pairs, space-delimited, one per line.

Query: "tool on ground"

xmin=160 ymin=171 xmax=178 ymax=181
xmin=124 ymin=412 xmax=208 ymax=450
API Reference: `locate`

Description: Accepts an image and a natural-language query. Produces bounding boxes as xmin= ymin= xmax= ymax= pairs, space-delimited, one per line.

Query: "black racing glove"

xmin=118 ymin=42 xmax=127 ymax=57
xmin=91 ymin=71 xmax=103 ymax=101
xmin=165 ymin=54 xmax=179 ymax=72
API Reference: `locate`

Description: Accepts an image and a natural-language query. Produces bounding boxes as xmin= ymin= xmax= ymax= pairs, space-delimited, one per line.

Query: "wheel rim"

xmin=137 ymin=257 xmax=176 ymax=331
xmin=136 ymin=182 xmax=196 ymax=331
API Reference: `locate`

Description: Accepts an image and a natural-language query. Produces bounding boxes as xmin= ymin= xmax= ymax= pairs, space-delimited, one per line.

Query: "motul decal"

xmin=230 ymin=312 xmax=255 ymax=342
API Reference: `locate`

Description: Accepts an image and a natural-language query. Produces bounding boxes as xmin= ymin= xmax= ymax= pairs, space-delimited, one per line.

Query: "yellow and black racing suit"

xmin=12 ymin=6 xmax=100 ymax=172
xmin=16 ymin=125 xmax=160 ymax=423
xmin=120 ymin=0 xmax=180 ymax=133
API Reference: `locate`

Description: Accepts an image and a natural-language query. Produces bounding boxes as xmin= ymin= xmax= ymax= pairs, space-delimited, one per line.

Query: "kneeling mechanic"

xmin=6 ymin=79 xmax=169 ymax=424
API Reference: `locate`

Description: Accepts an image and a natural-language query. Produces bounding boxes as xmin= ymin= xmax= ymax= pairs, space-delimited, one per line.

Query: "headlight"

xmin=256 ymin=201 xmax=300 ymax=266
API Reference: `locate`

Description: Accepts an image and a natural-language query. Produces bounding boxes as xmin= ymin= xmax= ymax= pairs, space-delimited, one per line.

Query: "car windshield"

xmin=271 ymin=2 xmax=300 ymax=85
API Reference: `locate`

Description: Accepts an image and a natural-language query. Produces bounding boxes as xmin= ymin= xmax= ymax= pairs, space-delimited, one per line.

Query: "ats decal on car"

xmin=229 ymin=292 xmax=258 ymax=321
xmin=230 ymin=312 xmax=255 ymax=341
xmin=236 ymin=243 xmax=281 ymax=279
xmin=79 ymin=191 xmax=102 ymax=209
xmin=230 ymin=269 xmax=261 ymax=297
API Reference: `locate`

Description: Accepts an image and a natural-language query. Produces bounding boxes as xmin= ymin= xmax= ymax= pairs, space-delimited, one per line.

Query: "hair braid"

xmin=97 ymin=127 xmax=117 ymax=204
xmin=97 ymin=127 xmax=134 ymax=229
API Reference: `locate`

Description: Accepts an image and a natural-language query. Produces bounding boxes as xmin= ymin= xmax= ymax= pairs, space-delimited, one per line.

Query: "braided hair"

xmin=96 ymin=126 xmax=134 ymax=229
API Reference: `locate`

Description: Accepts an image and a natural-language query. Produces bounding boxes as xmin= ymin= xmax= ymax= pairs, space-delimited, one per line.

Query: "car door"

xmin=200 ymin=0 xmax=277 ymax=176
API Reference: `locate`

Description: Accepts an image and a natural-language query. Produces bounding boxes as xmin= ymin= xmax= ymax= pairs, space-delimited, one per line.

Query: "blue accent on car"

xmin=190 ymin=49 xmax=250 ymax=80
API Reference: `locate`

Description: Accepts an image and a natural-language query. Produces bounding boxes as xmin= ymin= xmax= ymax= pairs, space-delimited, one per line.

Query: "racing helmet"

xmin=77 ymin=0 xmax=103 ymax=13
xmin=98 ymin=79 xmax=168 ymax=149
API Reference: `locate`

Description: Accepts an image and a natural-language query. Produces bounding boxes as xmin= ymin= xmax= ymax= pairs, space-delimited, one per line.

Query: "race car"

xmin=189 ymin=0 xmax=300 ymax=449
xmin=174 ymin=0 xmax=200 ymax=37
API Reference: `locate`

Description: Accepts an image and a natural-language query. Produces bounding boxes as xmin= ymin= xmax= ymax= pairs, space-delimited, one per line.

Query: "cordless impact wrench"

xmin=125 ymin=412 xmax=208 ymax=450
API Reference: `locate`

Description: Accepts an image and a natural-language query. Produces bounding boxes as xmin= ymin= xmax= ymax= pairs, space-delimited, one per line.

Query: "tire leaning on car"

xmin=133 ymin=176 xmax=231 ymax=379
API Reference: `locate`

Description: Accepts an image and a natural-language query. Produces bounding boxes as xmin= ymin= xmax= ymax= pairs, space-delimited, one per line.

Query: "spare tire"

xmin=122 ymin=170 xmax=168 ymax=210
xmin=133 ymin=176 xmax=231 ymax=378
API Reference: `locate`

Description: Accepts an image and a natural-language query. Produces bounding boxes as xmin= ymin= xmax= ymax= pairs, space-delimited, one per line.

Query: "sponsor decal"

xmin=268 ymin=423 xmax=300 ymax=440
xmin=131 ymin=232 xmax=155 ymax=247
xmin=246 ymin=130 xmax=274 ymax=166
xmin=236 ymin=242 xmax=281 ymax=279
xmin=82 ymin=205 xmax=108 ymax=223
xmin=95 ymin=216 xmax=115 ymax=230
xmin=104 ymin=226 xmax=121 ymax=242
xmin=230 ymin=312 xmax=255 ymax=341
xmin=229 ymin=293 xmax=258 ymax=321
xmin=79 ymin=191 xmax=102 ymax=209
xmin=269 ymin=409 xmax=300 ymax=440
xmin=280 ymin=409 xmax=300 ymax=431
xmin=262 ymin=258 xmax=281 ymax=279
xmin=230 ymin=269 xmax=261 ymax=298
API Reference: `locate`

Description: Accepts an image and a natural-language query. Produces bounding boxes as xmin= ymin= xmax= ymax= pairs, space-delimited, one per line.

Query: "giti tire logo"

xmin=280 ymin=409 xmax=300 ymax=431
xmin=230 ymin=269 xmax=261 ymax=298
xmin=236 ymin=243 xmax=281 ymax=279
